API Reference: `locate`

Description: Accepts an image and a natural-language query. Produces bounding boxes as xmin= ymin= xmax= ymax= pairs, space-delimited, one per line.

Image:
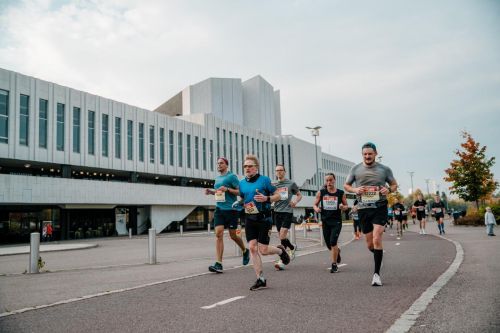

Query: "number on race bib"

xmin=277 ymin=187 xmax=288 ymax=201
xmin=322 ymin=196 xmax=338 ymax=210
xmin=244 ymin=202 xmax=259 ymax=214
xmin=361 ymin=186 xmax=380 ymax=204
xmin=214 ymin=190 xmax=226 ymax=202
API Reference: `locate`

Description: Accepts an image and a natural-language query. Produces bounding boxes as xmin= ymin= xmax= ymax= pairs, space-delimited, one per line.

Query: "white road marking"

xmin=386 ymin=237 xmax=464 ymax=333
xmin=201 ymin=296 xmax=246 ymax=310
xmin=395 ymin=243 xmax=400 ymax=246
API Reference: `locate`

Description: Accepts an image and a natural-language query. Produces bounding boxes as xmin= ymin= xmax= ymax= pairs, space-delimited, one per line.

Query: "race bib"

xmin=322 ymin=196 xmax=338 ymax=210
xmin=418 ymin=206 xmax=424 ymax=211
xmin=395 ymin=211 xmax=401 ymax=215
xmin=277 ymin=187 xmax=288 ymax=201
xmin=214 ymin=190 xmax=225 ymax=202
xmin=403 ymin=210 xmax=407 ymax=214
xmin=361 ymin=186 xmax=380 ymax=203
xmin=244 ymin=202 xmax=260 ymax=214
xmin=435 ymin=208 xmax=442 ymax=213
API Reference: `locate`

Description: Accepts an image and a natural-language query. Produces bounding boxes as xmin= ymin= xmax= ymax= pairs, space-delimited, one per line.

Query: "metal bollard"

xmin=303 ymin=222 xmax=307 ymax=238
xmin=148 ymin=228 xmax=157 ymax=264
xmin=180 ymin=224 xmax=183 ymax=236
xmin=290 ymin=223 xmax=297 ymax=250
xmin=319 ymin=222 xmax=324 ymax=246
xmin=29 ymin=232 xmax=40 ymax=274
xmin=129 ymin=228 xmax=132 ymax=239
xmin=208 ymin=223 xmax=211 ymax=235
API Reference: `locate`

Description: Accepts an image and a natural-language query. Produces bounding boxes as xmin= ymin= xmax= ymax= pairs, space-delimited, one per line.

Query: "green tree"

xmin=444 ymin=131 xmax=498 ymax=209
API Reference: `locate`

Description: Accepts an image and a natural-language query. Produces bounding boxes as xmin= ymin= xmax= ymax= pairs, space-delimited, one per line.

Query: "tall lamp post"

xmin=408 ymin=171 xmax=415 ymax=196
xmin=306 ymin=126 xmax=321 ymax=191
xmin=425 ymin=178 xmax=430 ymax=196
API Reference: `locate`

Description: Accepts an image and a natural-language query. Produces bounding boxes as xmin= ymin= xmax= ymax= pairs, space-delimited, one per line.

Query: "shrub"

xmin=454 ymin=214 xmax=483 ymax=226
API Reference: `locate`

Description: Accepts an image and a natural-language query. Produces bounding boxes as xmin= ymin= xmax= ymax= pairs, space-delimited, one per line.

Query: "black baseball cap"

xmin=361 ymin=142 xmax=377 ymax=152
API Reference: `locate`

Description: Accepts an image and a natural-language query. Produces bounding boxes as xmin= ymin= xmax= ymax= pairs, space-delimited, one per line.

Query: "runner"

xmin=204 ymin=157 xmax=249 ymax=273
xmin=431 ymin=195 xmax=446 ymax=235
xmin=273 ymin=164 xmax=302 ymax=270
xmin=237 ymin=154 xmax=290 ymax=290
xmin=313 ymin=173 xmax=348 ymax=273
xmin=344 ymin=142 xmax=398 ymax=286
xmin=411 ymin=206 xmax=417 ymax=224
xmin=392 ymin=198 xmax=405 ymax=237
xmin=413 ymin=194 xmax=427 ymax=234
xmin=402 ymin=205 xmax=409 ymax=231
xmin=351 ymin=200 xmax=361 ymax=240
xmin=387 ymin=207 xmax=394 ymax=229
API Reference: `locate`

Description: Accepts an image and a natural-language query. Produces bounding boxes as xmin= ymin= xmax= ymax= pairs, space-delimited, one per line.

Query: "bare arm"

xmin=313 ymin=191 xmax=322 ymax=213
xmin=291 ymin=191 xmax=303 ymax=208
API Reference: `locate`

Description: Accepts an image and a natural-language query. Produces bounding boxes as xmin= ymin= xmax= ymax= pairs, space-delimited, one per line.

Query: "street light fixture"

xmin=408 ymin=171 xmax=415 ymax=195
xmin=306 ymin=126 xmax=321 ymax=191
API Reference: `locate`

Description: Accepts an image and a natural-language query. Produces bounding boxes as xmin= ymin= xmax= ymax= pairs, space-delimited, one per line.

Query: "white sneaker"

xmin=274 ymin=260 xmax=285 ymax=271
xmin=422 ymin=229 xmax=426 ymax=235
xmin=372 ymin=273 xmax=383 ymax=286
xmin=419 ymin=230 xmax=423 ymax=235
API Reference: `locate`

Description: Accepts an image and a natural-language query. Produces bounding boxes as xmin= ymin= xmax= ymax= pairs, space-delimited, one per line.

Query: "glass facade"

xmin=139 ymin=123 xmax=144 ymax=162
xmin=160 ymin=128 xmax=165 ymax=165
xmin=202 ymin=138 xmax=207 ymax=170
xmin=127 ymin=120 xmax=133 ymax=160
xmin=169 ymin=129 xmax=174 ymax=166
xmin=178 ymin=132 xmax=183 ymax=167
xmin=19 ymin=94 xmax=29 ymax=146
xmin=149 ymin=125 xmax=155 ymax=163
xmin=56 ymin=103 xmax=65 ymax=151
xmin=194 ymin=136 xmax=199 ymax=169
xmin=0 ymin=90 xmax=8 ymax=144
xmin=88 ymin=111 xmax=95 ymax=155
xmin=72 ymin=107 xmax=80 ymax=153
xmin=115 ymin=117 xmax=121 ymax=159
xmin=39 ymin=99 xmax=48 ymax=148
xmin=187 ymin=134 xmax=191 ymax=168
xmin=101 ymin=114 xmax=109 ymax=157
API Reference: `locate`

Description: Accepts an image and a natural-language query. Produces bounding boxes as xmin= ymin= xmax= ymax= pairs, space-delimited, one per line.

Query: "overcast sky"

xmin=1 ymin=0 xmax=499 ymax=197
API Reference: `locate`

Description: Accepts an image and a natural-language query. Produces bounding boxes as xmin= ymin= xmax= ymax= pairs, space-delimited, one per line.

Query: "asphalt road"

xmin=1 ymin=225 xmax=460 ymax=333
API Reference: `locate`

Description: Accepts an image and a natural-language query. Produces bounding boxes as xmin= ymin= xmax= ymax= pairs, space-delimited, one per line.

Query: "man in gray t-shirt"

xmin=273 ymin=164 xmax=302 ymax=269
xmin=344 ymin=142 xmax=398 ymax=287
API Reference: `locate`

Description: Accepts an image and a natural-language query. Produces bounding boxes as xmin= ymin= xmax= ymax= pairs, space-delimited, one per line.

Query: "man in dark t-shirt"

xmin=431 ymin=195 xmax=446 ymax=235
xmin=413 ymin=194 xmax=427 ymax=235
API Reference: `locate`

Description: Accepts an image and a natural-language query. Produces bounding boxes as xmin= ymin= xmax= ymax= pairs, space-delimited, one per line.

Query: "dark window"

xmin=139 ymin=123 xmax=144 ymax=162
xmin=38 ymin=99 xmax=48 ymax=148
xmin=288 ymin=144 xmax=292 ymax=179
xmin=160 ymin=128 xmax=165 ymax=165
xmin=149 ymin=125 xmax=155 ymax=163
xmin=186 ymin=134 xmax=191 ymax=168
xmin=178 ymin=132 xmax=183 ymax=167
xmin=209 ymin=139 xmax=214 ymax=171
xmin=169 ymin=130 xmax=174 ymax=166
xmin=195 ymin=136 xmax=199 ymax=169
xmin=115 ymin=117 xmax=121 ymax=159
xmin=235 ymin=133 xmax=239 ymax=174
xmin=127 ymin=120 xmax=133 ymax=160
xmin=101 ymin=114 xmax=109 ymax=157
xmin=216 ymin=127 xmax=220 ymax=158
xmin=223 ymin=129 xmax=226 ymax=157
xmin=56 ymin=103 xmax=65 ymax=151
xmin=229 ymin=131 xmax=233 ymax=170
xmin=0 ymin=90 xmax=8 ymax=144
xmin=19 ymin=94 xmax=29 ymax=146
xmin=88 ymin=111 xmax=95 ymax=154
xmin=202 ymin=138 xmax=207 ymax=171
xmin=72 ymin=107 xmax=80 ymax=153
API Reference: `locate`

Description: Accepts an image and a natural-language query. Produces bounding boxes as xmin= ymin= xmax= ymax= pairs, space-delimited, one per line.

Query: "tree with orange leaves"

xmin=444 ymin=131 xmax=498 ymax=209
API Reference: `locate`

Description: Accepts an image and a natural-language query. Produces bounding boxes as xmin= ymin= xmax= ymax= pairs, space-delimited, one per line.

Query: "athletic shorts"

xmin=245 ymin=215 xmax=272 ymax=245
xmin=322 ymin=219 xmax=342 ymax=249
xmin=417 ymin=212 xmax=426 ymax=221
xmin=394 ymin=214 xmax=403 ymax=222
xmin=275 ymin=212 xmax=293 ymax=232
xmin=214 ymin=208 xmax=239 ymax=229
xmin=435 ymin=213 xmax=444 ymax=220
xmin=358 ymin=205 xmax=387 ymax=234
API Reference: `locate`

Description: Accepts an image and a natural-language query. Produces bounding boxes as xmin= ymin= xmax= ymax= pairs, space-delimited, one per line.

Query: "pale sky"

xmin=1 ymin=0 xmax=499 ymax=197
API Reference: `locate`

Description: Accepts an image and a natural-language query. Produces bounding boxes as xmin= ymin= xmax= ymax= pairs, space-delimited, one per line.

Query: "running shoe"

xmin=422 ymin=229 xmax=426 ymax=235
xmin=208 ymin=262 xmax=223 ymax=273
xmin=242 ymin=249 xmax=250 ymax=266
xmin=277 ymin=245 xmax=290 ymax=265
xmin=289 ymin=248 xmax=296 ymax=261
xmin=336 ymin=248 xmax=341 ymax=264
xmin=372 ymin=273 xmax=382 ymax=286
xmin=274 ymin=260 xmax=285 ymax=271
xmin=250 ymin=278 xmax=267 ymax=291
xmin=330 ymin=263 xmax=338 ymax=273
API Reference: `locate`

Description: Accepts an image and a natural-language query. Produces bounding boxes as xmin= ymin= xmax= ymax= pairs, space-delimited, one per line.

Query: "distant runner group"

xmin=204 ymin=142 xmax=447 ymax=290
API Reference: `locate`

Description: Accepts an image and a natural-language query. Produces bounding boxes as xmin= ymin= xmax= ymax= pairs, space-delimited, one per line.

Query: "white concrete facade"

xmin=0 ymin=68 xmax=353 ymax=233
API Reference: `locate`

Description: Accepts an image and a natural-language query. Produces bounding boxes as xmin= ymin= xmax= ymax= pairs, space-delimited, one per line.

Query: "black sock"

xmin=374 ymin=249 xmax=383 ymax=275
xmin=284 ymin=238 xmax=294 ymax=250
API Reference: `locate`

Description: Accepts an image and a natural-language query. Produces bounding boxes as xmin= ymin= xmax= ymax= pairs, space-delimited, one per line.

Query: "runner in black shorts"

xmin=392 ymin=198 xmax=405 ymax=237
xmin=431 ymin=195 xmax=446 ymax=235
xmin=237 ymin=155 xmax=290 ymax=290
xmin=313 ymin=173 xmax=348 ymax=273
xmin=413 ymin=193 xmax=427 ymax=235
xmin=345 ymin=142 xmax=398 ymax=286
xmin=273 ymin=164 xmax=302 ymax=270
xmin=205 ymin=157 xmax=249 ymax=273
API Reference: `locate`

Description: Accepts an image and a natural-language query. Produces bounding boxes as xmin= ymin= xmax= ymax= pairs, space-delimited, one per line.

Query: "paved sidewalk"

xmin=0 ymin=243 xmax=98 ymax=256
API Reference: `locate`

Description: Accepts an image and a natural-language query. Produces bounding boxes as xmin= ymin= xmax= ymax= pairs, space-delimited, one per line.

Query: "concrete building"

xmin=0 ymin=68 xmax=354 ymax=244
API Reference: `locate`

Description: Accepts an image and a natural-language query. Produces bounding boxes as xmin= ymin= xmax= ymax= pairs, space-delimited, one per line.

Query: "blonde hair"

xmin=244 ymin=154 xmax=260 ymax=168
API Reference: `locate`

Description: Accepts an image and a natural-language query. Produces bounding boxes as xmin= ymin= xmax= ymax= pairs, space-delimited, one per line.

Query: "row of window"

xmin=0 ymin=90 xmax=293 ymax=177
xmin=322 ymin=158 xmax=351 ymax=175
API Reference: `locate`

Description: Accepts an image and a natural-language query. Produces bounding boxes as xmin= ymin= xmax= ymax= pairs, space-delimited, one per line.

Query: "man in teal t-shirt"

xmin=204 ymin=157 xmax=249 ymax=273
